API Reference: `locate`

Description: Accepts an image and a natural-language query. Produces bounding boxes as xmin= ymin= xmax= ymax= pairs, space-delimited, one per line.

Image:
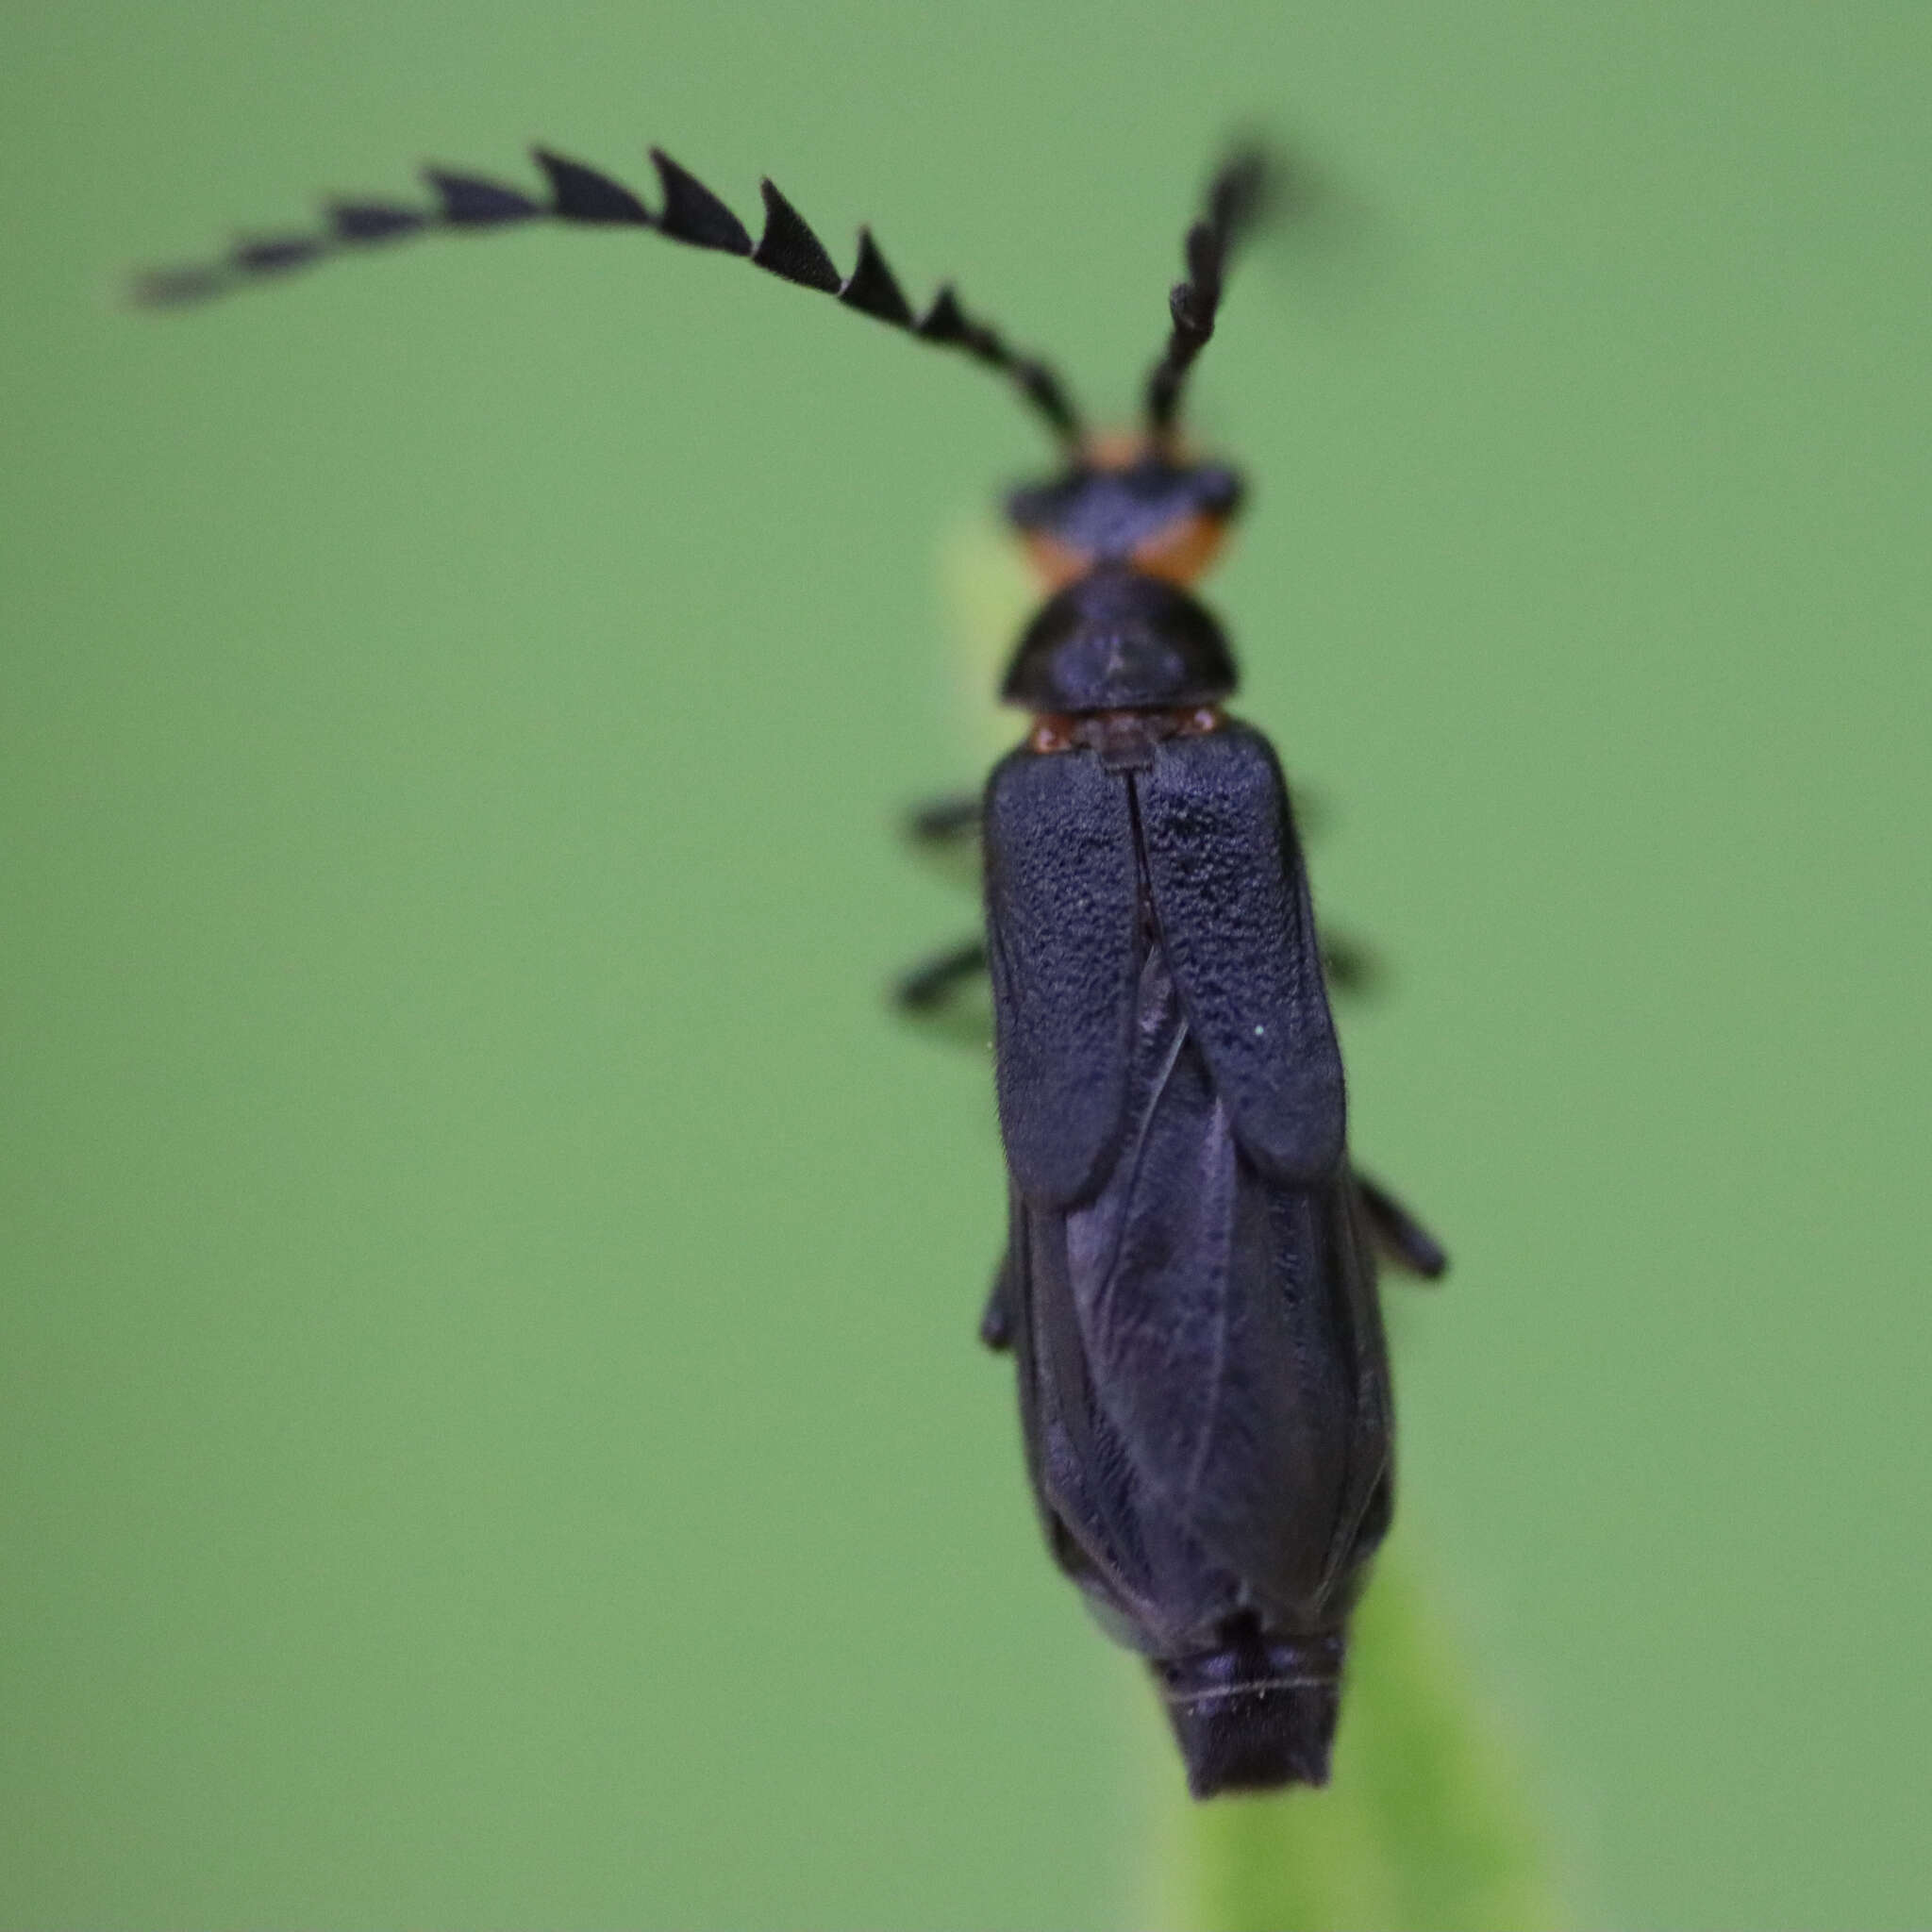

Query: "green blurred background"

xmin=4 ymin=5 xmax=1927 ymax=1926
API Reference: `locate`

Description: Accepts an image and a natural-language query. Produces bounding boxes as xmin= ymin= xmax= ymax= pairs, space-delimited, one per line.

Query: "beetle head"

xmin=1006 ymin=437 xmax=1245 ymax=590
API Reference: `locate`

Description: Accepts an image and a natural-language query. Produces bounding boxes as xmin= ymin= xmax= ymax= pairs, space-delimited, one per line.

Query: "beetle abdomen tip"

xmin=1154 ymin=1629 xmax=1344 ymax=1796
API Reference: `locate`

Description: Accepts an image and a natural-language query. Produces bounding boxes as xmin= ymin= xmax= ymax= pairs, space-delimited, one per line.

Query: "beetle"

xmin=138 ymin=140 xmax=1447 ymax=1795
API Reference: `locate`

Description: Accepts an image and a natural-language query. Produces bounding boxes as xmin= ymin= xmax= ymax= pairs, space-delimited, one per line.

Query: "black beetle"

xmin=139 ymin=142 xmax=1447 ymax=1796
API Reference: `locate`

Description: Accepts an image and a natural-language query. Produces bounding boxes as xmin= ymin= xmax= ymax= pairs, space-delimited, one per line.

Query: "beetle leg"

xmin=901 ymin=791 xmax=984 ymax=891
xmin=1353 ymin=1168 xmax=1449 ymax=1281
xmin=904 ymin=791 xmax=982 ymax=847
xmin=1318 ymin=928 xmax=1383 ymax=997
xmin=978 ymin=1258 xmax=1015 ymax=1352
xmin=891 ymin=935 xmax=988 ymax=1010
xmin=891 ymin=937 xmax=992 ymax=1049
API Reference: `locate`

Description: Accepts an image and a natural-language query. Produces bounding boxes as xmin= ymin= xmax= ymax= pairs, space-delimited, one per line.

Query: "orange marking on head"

xmin=1080 ymin=427 xmax=1157 ymax=472
xmin=1022 ymin=531 xmax=1092 ymax=591
xmin=1130 ymin=510 xmax=1229 ymax=587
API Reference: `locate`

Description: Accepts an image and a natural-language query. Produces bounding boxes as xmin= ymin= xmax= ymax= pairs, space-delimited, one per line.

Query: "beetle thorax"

xmin=1000 ymin=562 xmax=1241 ymax=716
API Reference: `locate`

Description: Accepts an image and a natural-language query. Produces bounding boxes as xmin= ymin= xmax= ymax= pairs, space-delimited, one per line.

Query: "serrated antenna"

xmin=1141 ymin=147 xmax=1277 ymax=442
xmin=133 ymin=143 xmax=1083 ymax=449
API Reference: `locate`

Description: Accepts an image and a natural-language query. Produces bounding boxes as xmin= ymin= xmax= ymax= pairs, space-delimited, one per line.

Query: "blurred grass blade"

xmin=1159 ymin=1547 xmax=1571 ymax=1932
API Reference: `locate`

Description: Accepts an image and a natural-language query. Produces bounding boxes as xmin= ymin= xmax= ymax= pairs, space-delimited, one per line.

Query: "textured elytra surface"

xmin=982 ymin=746 xmax=1141 ymax=1208
xmin=1138 ymin=724 xmax=1346 ymax=1185
xmin=983 ymin=724 xmax=1343 ymax=1207
xmin=983 ymin=727 xmax=1388 ymax=1792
